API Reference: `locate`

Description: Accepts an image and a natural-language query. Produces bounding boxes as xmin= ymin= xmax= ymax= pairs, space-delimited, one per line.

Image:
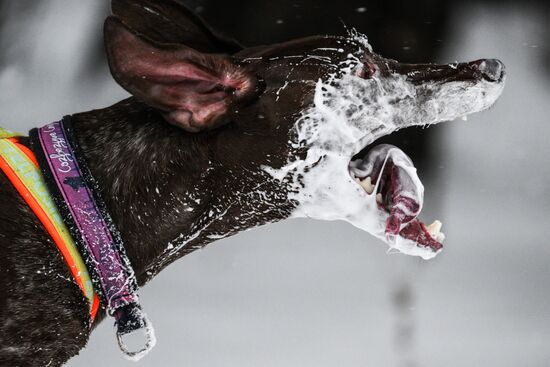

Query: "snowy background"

xmin=1 ymin=1 xmax=549 ymax=366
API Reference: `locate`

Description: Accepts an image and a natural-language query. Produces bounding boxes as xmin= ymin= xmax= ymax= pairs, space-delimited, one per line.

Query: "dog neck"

xmin=69 ymin=97 xmax=294 ymax=286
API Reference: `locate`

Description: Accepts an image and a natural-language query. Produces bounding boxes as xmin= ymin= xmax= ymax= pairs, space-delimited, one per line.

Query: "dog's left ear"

xmin=105 ymin=16 xmax=255 ymax=132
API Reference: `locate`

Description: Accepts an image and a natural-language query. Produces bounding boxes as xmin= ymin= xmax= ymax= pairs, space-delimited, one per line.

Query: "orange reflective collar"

xmin=0 ymin=132 xmax=99 ymax=321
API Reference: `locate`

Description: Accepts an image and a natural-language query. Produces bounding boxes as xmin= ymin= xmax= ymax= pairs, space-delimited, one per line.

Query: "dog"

xmin=0 ymin=0 xmax=505 ymax=365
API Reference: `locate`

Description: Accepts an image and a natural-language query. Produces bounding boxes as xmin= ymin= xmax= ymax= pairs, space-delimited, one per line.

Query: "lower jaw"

xmin=348 ymin=146 xmax=445 ymax=257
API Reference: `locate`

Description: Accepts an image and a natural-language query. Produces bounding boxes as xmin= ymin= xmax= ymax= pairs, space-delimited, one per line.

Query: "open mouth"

xmin=349 ymin=144 xmax=444 ymax=255
xmin=340 ymin=58 xmax=506 ymax=257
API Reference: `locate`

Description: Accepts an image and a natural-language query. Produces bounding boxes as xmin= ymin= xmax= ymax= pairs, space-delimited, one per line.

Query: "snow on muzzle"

xmin=349 ymin=144 xmax=444 ymax=255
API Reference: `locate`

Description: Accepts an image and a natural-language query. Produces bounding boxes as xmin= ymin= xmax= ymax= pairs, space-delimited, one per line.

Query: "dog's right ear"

xmin=111 ymin=0 xmax=242 ymax=54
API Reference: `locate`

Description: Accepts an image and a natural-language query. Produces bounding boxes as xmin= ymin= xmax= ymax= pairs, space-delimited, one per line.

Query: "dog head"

xmin=105 ymin=0 xmax=505 ymax=259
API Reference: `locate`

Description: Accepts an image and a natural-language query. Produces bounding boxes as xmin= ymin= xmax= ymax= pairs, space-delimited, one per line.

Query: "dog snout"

xmin=472 ymin=59 xmax=505 ymax=82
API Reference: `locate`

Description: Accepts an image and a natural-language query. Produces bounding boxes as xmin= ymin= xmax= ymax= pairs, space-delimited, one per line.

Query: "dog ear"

xmin=105 ymin=16 xmax=255 ymax=132
xmin=111 ymin=0 xmax=242 ymax=54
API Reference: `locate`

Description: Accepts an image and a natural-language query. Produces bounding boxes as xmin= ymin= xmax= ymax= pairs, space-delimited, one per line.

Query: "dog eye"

xmin=356 ymin=62 xmax=377 ymax=79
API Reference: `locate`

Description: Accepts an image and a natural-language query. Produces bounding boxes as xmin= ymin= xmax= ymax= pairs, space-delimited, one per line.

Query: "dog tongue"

xmin=352 ymin=144 xmax=444 ymax=256
xmin=398 ymin=219 xmax=443 ymax=252
xmin=381 ymin=158 xmax=443 ymax=252
xmin=358 ymin=144 xmax=444 ymax=253
xmin=385 ymin=194 xmax=420 ymax=235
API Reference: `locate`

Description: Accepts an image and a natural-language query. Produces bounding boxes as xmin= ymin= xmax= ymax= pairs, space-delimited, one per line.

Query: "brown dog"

xmin=0 ymin=0 xmax=505 ymax=365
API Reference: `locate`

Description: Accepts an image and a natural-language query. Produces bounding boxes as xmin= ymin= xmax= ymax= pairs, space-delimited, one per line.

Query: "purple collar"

xmin=30 ymin=119 xmax=155 ymax=360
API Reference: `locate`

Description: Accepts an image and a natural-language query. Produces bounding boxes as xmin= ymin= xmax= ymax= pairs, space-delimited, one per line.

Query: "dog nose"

xmin=477 ymin=59 xmax=505 ymax=82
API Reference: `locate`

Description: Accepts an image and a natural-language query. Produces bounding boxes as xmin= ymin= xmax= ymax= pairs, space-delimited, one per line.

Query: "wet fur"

xmin=0 ymin=97 xmax=297 ymax=366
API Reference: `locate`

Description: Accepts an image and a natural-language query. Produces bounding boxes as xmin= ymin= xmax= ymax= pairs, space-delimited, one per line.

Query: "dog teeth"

xmin=358 ymin=176 xmax=374 ymax=194
xmin=376 ymin=193 xmax=383 ymax=204
xmin=426 ymin=220 xmax=443 ymax=237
